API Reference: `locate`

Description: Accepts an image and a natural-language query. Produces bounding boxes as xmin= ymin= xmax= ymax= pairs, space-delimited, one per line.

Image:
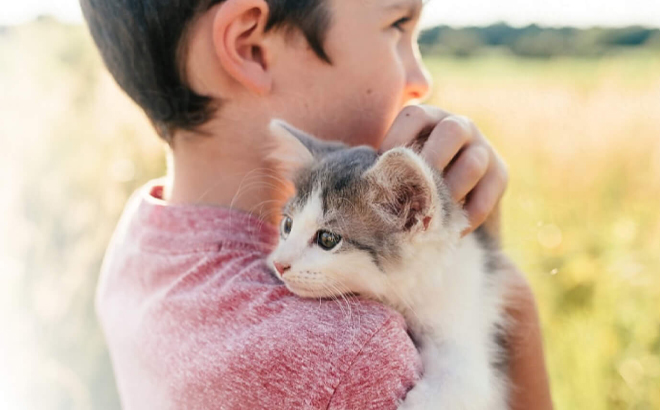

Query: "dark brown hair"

xmin=80 ymin=0 xmax=331 ymax=142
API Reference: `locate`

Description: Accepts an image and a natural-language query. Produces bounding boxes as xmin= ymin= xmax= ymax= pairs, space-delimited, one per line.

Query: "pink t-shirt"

xmin=97 ymin=180 xmax=422 ymax=410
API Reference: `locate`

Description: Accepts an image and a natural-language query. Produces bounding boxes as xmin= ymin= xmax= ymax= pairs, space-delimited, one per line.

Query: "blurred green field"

xmin=1 ymin=20 xmax=658 ymax=410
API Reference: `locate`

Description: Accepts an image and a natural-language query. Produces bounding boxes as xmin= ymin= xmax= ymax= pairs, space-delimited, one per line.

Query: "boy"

xmin=81 ymin=0 xmax=552 ymax=408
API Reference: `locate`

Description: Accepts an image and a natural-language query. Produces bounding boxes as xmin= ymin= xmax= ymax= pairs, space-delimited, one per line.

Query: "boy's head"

xmin=81 ymin=0 xmax=431 ymax=148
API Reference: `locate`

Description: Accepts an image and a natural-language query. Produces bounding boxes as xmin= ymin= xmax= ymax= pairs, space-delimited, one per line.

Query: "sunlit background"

xmin=3 ymin=0 xmax=660 ymax=27
xmin=1 ymin=1 xmax=659 ymax=409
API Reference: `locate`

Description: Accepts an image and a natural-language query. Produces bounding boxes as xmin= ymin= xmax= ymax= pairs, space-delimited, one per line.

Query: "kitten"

xmin=266 ymin=120 xmax=511 ymax=410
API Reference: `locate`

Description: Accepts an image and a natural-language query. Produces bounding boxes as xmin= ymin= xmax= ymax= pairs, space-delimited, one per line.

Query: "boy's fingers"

xmin=380 ymin=105 xmax=451 ymax=152
xmin=420 ymin=116 xmax=474 ymax=171
xmin=443 ymin=145 xmax=490 ymax=202
xmin=462 ymin=162 xmax=508 ymax=236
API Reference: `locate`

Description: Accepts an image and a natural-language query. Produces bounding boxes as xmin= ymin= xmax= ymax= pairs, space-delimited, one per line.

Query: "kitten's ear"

xmin=365 ymin=148 xmax=437 ymax=232
xmin=266 ymin=119 xmax=346 ymax=179
xmin=267 ymin=120 xmax=314 ymax=179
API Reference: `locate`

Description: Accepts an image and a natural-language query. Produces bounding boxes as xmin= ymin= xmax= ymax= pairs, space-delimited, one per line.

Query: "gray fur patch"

xmin=473 ymin=226 xmax=504 ymax=275
xmin=285 ymin=145 xmax=407 ymax=268
xmin=491 ymin=323 xmax=511 ymax=380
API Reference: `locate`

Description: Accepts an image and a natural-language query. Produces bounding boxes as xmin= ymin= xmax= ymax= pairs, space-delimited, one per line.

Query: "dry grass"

xmin=425 ymin=53 xmax=660 ymax=409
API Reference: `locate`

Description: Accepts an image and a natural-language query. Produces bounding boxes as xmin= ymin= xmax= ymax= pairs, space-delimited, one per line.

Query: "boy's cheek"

xmin=317 ymin=85 xmax=402 ymax=148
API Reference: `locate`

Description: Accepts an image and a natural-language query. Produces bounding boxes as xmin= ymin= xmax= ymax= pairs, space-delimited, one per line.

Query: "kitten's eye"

xmin=316 ymin=230 xmax=342 ymax=251
xmin=281 ymin=216 xmax=293 ymax=239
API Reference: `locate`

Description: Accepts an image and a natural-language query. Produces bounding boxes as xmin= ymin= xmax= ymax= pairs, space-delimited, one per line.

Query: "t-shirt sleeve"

xmin=327 ymin=317 xmax=422 ymax=410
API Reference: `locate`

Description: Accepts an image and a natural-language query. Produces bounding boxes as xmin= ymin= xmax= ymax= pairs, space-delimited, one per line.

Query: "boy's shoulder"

xmin=97 ymin=181 xmax=421 ymax=409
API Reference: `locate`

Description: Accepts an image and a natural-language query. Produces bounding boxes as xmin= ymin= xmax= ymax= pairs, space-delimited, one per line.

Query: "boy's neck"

xmin=164 ymin=113 xmax=291 ymax=226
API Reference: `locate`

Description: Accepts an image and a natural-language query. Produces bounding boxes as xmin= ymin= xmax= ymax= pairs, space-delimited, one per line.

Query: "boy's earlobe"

xmin=212 ymin=0 xmax=272 ymax=95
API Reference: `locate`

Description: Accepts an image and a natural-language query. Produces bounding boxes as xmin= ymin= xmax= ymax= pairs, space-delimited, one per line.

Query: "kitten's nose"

xmin=273 ymin=262 xmax=291 ymax=276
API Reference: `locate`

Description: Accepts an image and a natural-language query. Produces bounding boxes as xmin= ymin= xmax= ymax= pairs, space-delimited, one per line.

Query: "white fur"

xmin=391 ymin=233 xmax=510 ymax=410
xmin=269 ymin=148 xmax=511 ymax=410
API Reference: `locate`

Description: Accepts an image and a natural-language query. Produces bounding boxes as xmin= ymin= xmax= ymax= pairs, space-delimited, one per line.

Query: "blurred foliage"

xmin=419 ymin=22 xmax=660 ymax=58
xmin=423 ymin=53 xmax=660 ymax=410
xmin=1 ymin=19 xmax=659 ymax=410
xmin=0 ymin=19 xmax=165 ymax=410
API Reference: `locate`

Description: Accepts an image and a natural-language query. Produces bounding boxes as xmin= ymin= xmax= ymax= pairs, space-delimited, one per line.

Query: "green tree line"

xmin=3 ymin=19 xmax=658 ymax=59
xmin=419 ymin=22 xmax=660 ymax=58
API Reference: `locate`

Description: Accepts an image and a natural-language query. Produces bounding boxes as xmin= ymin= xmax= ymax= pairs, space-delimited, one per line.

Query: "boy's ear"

xmin=212 ymin=0 xmax=272 ymax=95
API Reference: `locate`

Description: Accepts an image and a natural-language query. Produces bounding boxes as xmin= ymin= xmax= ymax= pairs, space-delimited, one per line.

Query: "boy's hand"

xmin=380 ymin=105 xmax=508 ymax=238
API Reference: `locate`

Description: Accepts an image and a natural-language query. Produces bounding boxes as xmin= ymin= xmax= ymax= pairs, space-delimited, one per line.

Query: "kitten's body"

xmin=267 ymin=121 xmax=511 ymax=410
xmin=385 ymin=229 xmax=510 ymax=410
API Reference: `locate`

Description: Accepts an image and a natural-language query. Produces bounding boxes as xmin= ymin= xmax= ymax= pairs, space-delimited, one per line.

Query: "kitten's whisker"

xmin=246 ymin=199 xmax=283 ymax=231
xmin=331 ymin=278 xmax=362 ymax=327
xmin=227 ymin=167 xmax=288 ymax=209
xmin=330 ymin=283 xmax=352 ymax=322
xmin=339 ymin=291 xmax=355 ymax=325
xmin=230 ymin=181 xmax=283 ymax=206
xmin=328 ymin=280 xmax=356 ymax=324
xmin=325 ymin=281 xmax=351 ymax=322
xmin=323 ymin=283 xmax=348 ymax=319
xmin=335 ymin=280 xmax=363 ymax=330
xmin=197 ymin=167 xmax=284 ymax=205
xmin=223 ymin=168 xmax=289 ymax=233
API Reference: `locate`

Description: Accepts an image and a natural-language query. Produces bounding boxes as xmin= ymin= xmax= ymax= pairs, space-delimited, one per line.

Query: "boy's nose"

xmin=273 ymin=262 xmax=291 ymax=276
xmin=406 ymin=65 xmax=432 ymax=102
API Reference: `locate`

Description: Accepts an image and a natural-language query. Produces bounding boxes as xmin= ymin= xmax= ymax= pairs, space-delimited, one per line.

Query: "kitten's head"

xmin=266 ymin=120 xmax=465 ymax=300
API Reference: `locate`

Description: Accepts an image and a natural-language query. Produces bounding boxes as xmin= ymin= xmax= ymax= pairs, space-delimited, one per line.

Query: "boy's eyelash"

xmin=392 ymin=16 xmax=412 ymax=31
